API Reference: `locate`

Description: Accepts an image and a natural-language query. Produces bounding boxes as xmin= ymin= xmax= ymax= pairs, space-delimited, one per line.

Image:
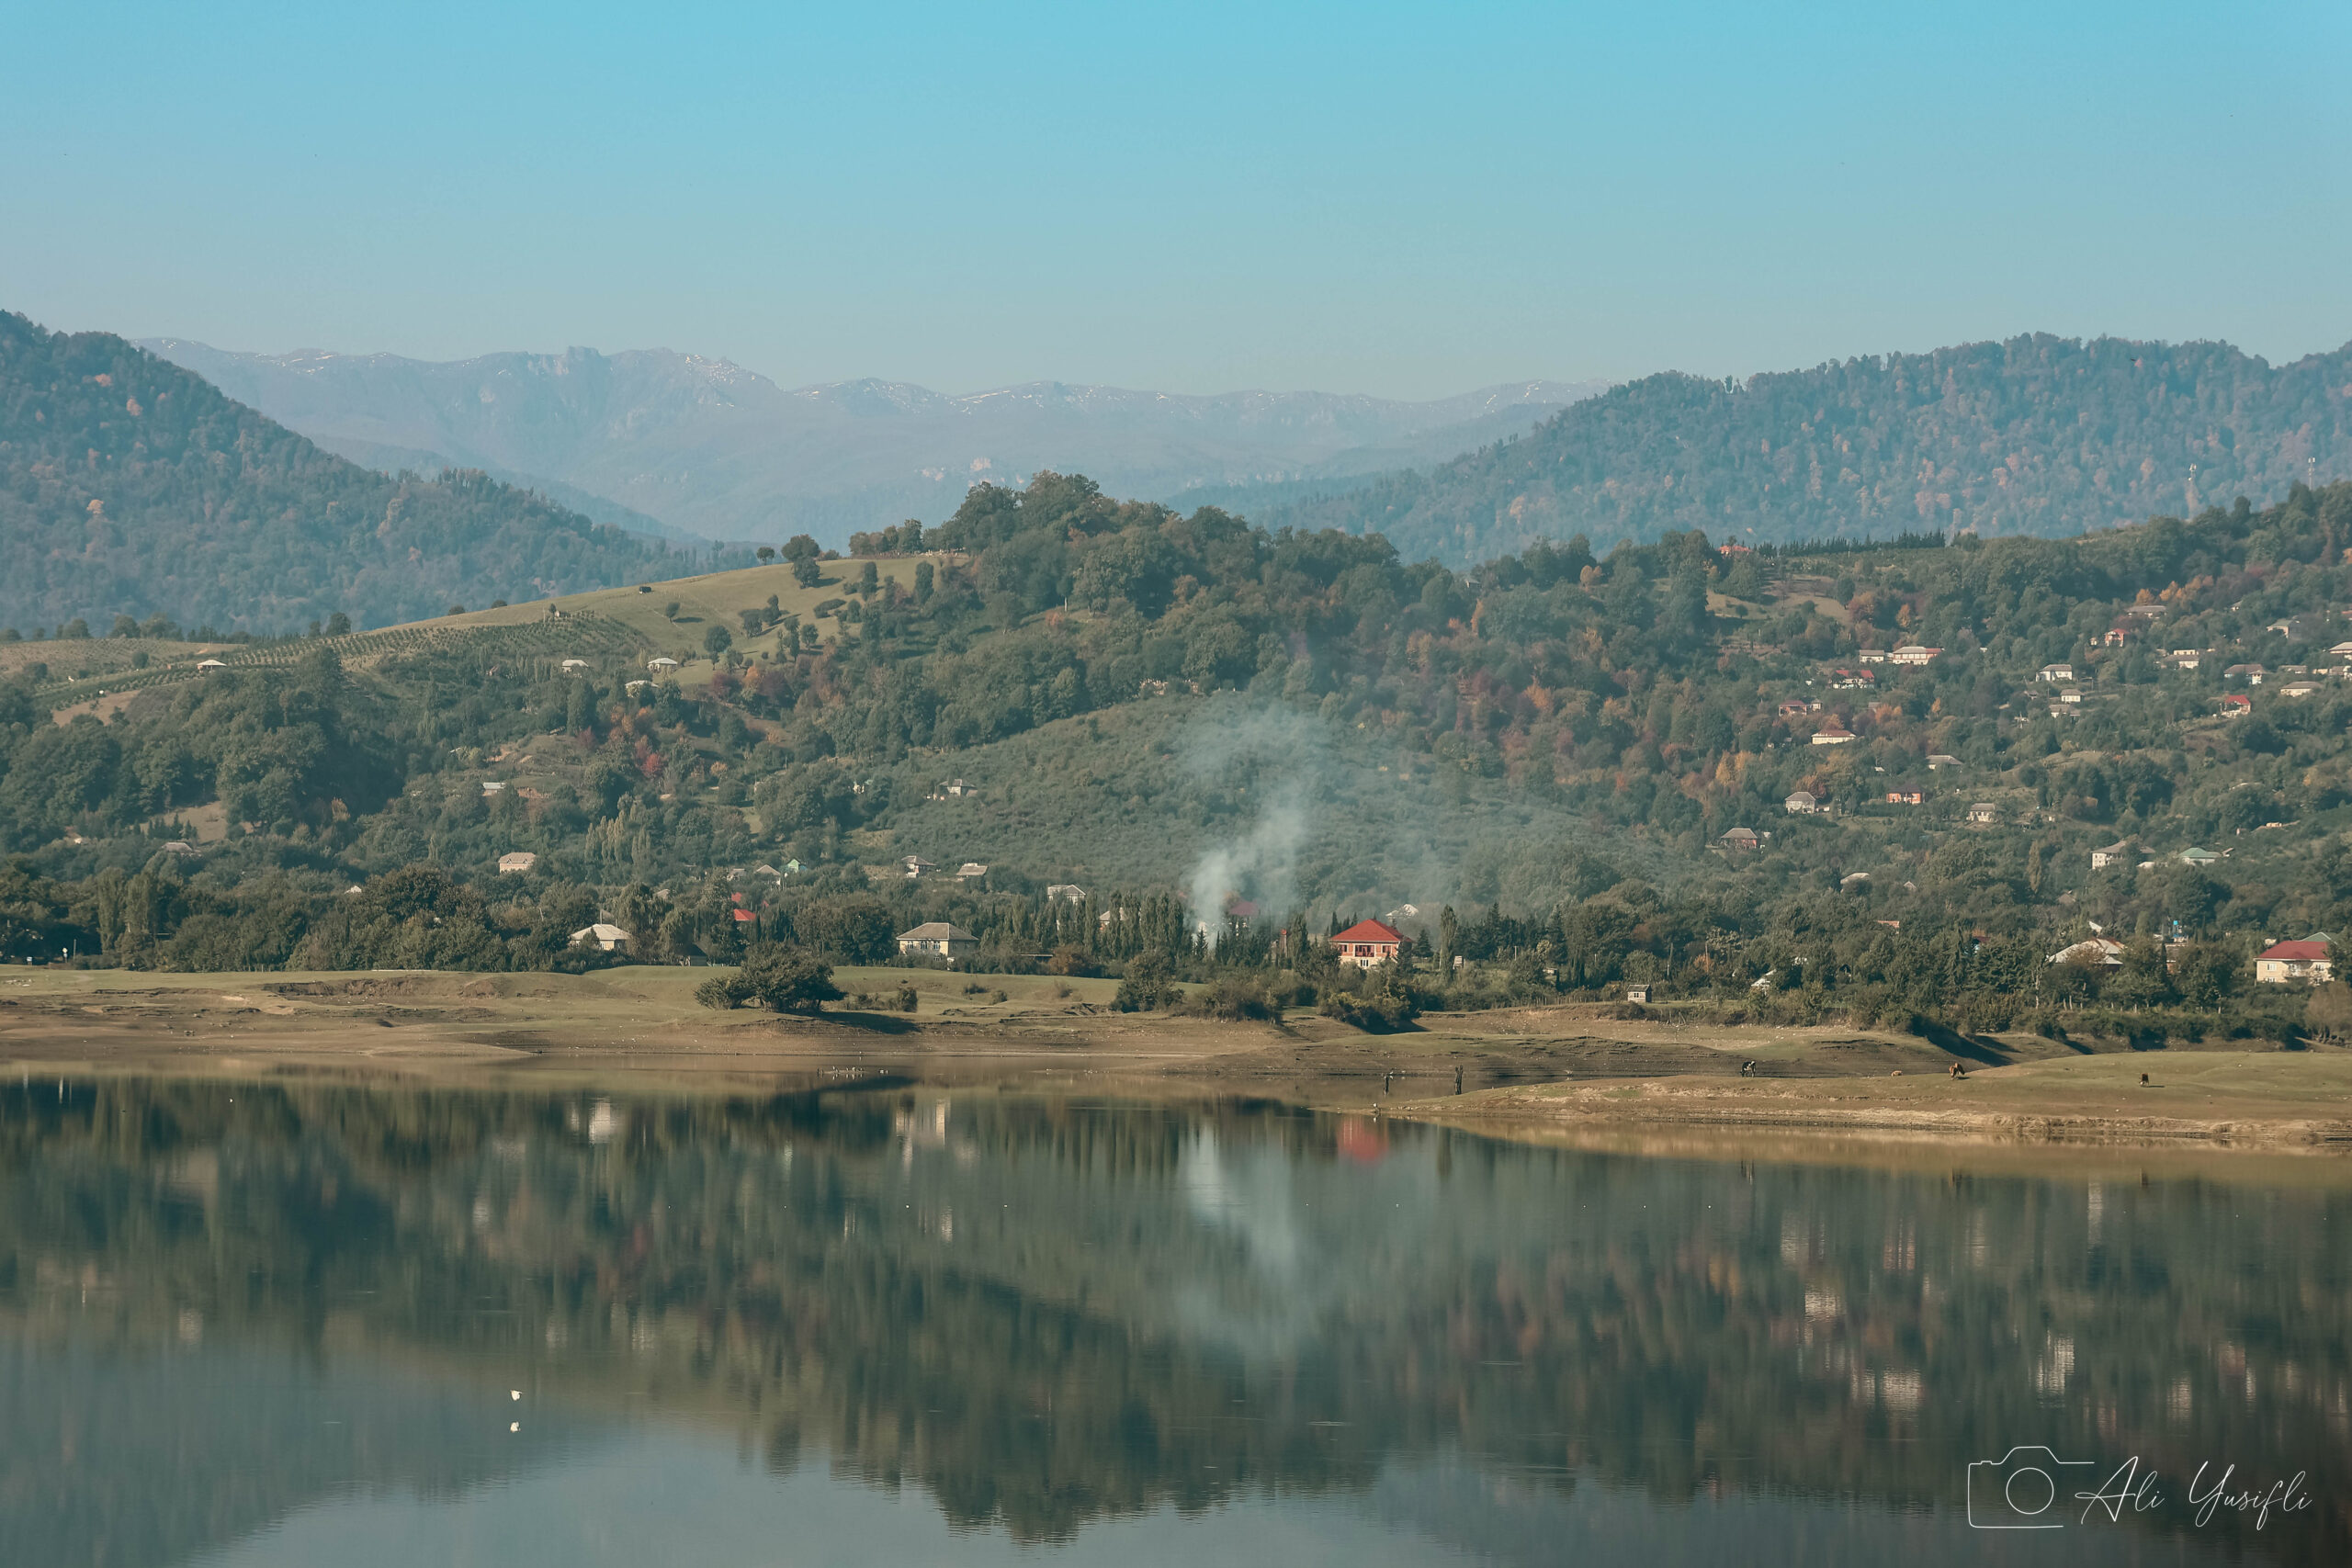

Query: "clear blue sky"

xmin=3 ymin=1 xmax=2346 ymax=398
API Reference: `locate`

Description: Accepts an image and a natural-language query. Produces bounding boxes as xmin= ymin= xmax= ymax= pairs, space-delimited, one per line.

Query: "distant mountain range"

xmin=142 ymin=339 xmax=1610 ymax=547
xmin=1248 ymin=334 xmax=2352 ymax=565
xmin=0 ymin=313 xmax=686 ymax=633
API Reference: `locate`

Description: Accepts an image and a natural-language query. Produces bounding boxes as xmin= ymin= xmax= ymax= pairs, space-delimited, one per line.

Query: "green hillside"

xmin=4 ymin=468 xmax=2352 ymax=1043
xmin=1261 ymin=333 xmax=2352 ymax=565
xmin=0 ymin=310 xmax=699 ymax=634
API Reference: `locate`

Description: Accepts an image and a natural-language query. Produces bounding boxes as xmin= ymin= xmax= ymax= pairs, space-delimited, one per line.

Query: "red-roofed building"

xmin=730 ymin=908 xmax=758 ymax=924
xmin=2255 ymin=939 xmax=2333 ymax=985
xmin=1329 ymin=919 xmax=1405 ymax=969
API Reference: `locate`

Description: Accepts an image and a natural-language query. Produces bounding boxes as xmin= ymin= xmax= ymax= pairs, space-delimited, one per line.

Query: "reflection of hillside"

xmin=0 ymin=1079 xmax=2346 ymax=1563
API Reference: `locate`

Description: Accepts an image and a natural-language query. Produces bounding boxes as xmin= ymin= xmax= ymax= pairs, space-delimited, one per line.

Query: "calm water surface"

xmin=2 ymin=1075 xmax=2346 ymax=1565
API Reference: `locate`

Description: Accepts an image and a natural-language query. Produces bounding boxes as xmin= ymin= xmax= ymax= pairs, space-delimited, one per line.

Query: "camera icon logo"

xmin=1967 ymin=1447 xmax=2098 ymax=1529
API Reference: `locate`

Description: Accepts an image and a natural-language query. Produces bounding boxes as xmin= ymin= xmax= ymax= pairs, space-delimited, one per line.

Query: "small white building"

xmin=1966 ymin=802 xmax=1999 ymax=824
xmin=2037 ymin=664 xmax=2074 ymax=682
xmin=497 ymin=852 xmax=537 ymax=874
xmin=560 ymin=658 xmax=590 ymax=672
xmin=1811 ymin=726 xmax=1856 ymax=746
xmin=569 ymin=922 xmax=631 ymax=953
xmin=648 ymin=656 xmax=680 ymax=671
xmin=1889 ymin=644 xmax=1941 ymax=665
xmin=2090 ymin=840 xmax=2135 ymax=870
xmin=898 ymin=922 xmax=978 ymax=960
xmin=902 ymin=856 xmax=936 ymax=879
xmin=1784 ymin=791 xmax=1820 ymax=815
xmin=196 ymin=658 xmax=228 ymax=672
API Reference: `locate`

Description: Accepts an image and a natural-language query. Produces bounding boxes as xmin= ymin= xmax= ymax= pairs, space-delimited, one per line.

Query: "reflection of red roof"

xmin=1332 ymin=919 xmax=1403 ymax=945
xmin=2258 ymin=940 xmax=2329 ymax=962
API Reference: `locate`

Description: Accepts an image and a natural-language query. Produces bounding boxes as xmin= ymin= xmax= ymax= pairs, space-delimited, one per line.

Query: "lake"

xmin=2 ymin=1073 xmax=2345 ymax=1564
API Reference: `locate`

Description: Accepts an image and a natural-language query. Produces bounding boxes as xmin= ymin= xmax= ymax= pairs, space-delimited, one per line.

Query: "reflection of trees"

xmin=0 ymin=1079 xmax=2346 ymax=1562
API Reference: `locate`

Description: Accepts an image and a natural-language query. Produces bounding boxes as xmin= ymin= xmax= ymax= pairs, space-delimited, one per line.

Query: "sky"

xmin=2 ymin=1 xmax=2346 ymax=400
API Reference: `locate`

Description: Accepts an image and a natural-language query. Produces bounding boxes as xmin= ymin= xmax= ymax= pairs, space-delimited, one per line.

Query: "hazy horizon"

xmin=5 ymin=2 xmax=2345 ymax=401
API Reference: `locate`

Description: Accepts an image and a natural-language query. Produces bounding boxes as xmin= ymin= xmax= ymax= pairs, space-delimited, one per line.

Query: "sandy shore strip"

xmin=1 ymin=966 xmax=2347 ymax=1157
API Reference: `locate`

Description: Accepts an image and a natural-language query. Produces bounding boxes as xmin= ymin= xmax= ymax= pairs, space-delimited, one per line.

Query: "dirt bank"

xmin=0 ymin=967 xmax=2345 ymax=1153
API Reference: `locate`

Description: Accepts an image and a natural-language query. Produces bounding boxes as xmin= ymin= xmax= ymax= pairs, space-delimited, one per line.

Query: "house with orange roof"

xmin=1329 ymin=919 xmax=1405 ymax=969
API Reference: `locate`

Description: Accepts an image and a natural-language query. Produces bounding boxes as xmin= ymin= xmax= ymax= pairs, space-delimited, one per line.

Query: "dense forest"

xmin=0 ymin=311 xmax=696 ymax=632
xmin=3 ymin=468 xmax=2352 ymax=1042
xmin=1261 ymin=334 xmax=2352 ymax=566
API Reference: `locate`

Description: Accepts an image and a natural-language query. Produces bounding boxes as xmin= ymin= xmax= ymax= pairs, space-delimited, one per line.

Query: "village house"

xmin=2101 ymin=625 xmax=2132 ymax=646
xmin=1965 ymin=802 xmax=1999 ymax=825
xmin=1888 ymin=644 xmax=1941 ymax=665
xmin=1926 ymin=753 xmax=1962 ymax=770
xmin=569 ymin=922 xmax=631 ymax=953
xmin=1623 ymin=985 xmax=1651 ymax=1003
xmin=1716 ymin=827 xmax=1760 ymax=850
xmin=1883 ymin=789 xmax=1925 ymax=806
xmin=2037 ymin=663 xmax=2074 ymax=682
xmin=956 ymin=862 xmax=989 ymax=881
xmin=1777 ymin=698 xmax=1815 ymax=717
xmin=2223 ymin=663 xmax=2267 ymax=685
xmin=1046 ymin=884 xmax=1086 ymax=904
xmin=2177 ymin=846 xmax=2221 ymax=866
xmin=1329 ymin=919 xmax=1405 ymax=969
xmin=902 ymin=856 xmax=936 ymax=878
xmin=897 ymin=921 xmax=978 ymax=961
xmin=1858 ymin=649 xmax=1887 ymax=664
xmin=2221 ymin=694 xmax=2253 ymax=717
xmin=2122 ymin=602 xmax=2165 ymax=619
xmin=1811 ymin=725 xmax=1856 ymax=746
xmin=2048 ymin=937 xmax=2126 ymax=968
xmin=2090 ymin=840 xmax=2136 ymax=870
xmin=2279 ymin=681 xmax=2322 ymax=699
xmin=497 ymin=852 xmax=537 ymax=874
xmin=2255 ymin=939 xmax=2334 ymax=984
xmin=2169 ymin=649 xmax=2203 ymax=671
xmin=2330 ymin=641 xmax=2352 ymax=661
xmin=1784 ymin=790 xmax=1821 ymax=815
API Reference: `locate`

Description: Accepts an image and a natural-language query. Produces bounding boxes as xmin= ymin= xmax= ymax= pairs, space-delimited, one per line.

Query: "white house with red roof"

xmin=1329 ymin=919 xmax=1405 ymax=969
xmin=2255 ymin=938 xmax=2333 ymax=985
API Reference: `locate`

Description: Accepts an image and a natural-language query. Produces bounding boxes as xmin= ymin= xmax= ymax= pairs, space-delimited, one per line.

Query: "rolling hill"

xmin=142 ymin=338 xmax=1607 ymax=547
xmin=1255 ymin=333 xmax=2352 ymax=565
xmin=0 ymin=311 xmax=699 ymax=634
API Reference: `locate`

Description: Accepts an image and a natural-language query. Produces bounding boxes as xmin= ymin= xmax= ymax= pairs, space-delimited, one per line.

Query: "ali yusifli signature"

xmin=2076 ymin=1457 xmax=2315 ymax=1531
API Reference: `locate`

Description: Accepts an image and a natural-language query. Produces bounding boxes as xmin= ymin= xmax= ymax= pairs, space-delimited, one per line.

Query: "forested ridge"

xmin=0 ymin=311 xmax=684 ymax=633
xmin=1261 ymin=334 xmax=2352 ymax=566
xmin=3 ymin=468 xmax=2352 ymax=1043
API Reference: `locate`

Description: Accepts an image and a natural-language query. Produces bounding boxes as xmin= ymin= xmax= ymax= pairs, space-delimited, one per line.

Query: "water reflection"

xmin=1 ymin=1076 xmax=2345 ymax=1565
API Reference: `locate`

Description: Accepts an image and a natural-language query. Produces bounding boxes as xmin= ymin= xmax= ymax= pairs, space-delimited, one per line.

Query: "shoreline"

xmin=4 ymin=965 xmax=2349 ymax=1163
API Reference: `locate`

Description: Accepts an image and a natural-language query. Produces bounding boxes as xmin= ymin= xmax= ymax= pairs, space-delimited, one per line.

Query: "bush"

xmin=695 ymin=945 xmax=841 ymax=1014
xmin=1115 ymin=951 xmax=1174 ymax=1012
xmin=895 ymin=985 xmax=920 ymax=1012
xmin=1181 ymin=975 xmax=1277 ymax=1021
